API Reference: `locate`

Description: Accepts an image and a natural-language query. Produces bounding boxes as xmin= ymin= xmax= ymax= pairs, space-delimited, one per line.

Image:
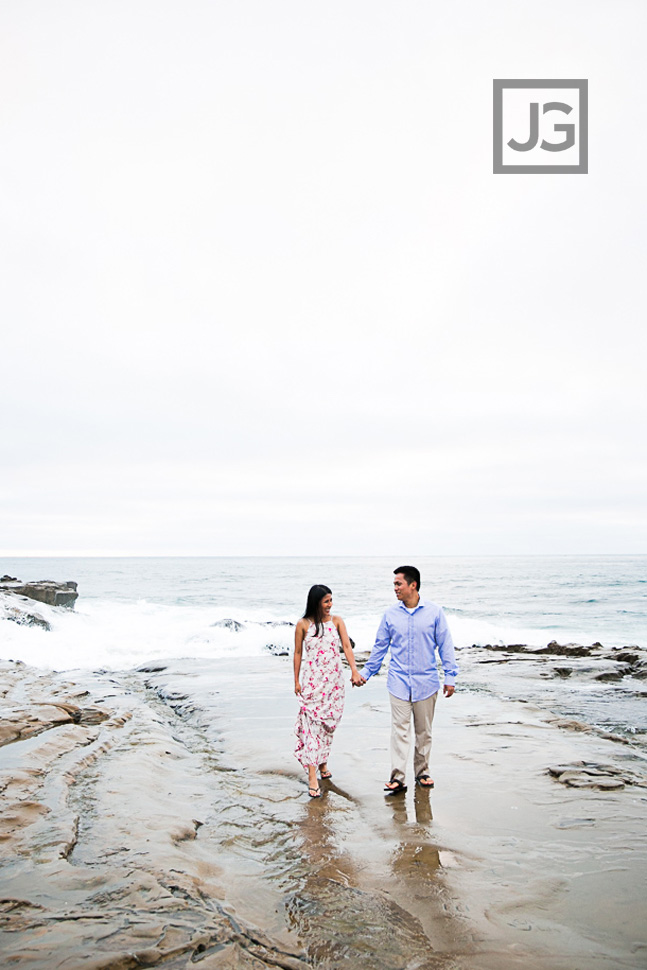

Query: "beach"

xmin=2 ymin=0 xmax=646 ymax=964
xmin=2 ymin=638 xmax=646 ymax=969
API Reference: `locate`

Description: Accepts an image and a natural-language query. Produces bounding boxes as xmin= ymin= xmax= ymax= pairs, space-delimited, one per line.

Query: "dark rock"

xmin=482 ymin=641 xmax=601 ymax=658
xmin=265 ymin=643 xmax=290 ymax=656
xmin=595 ymin=668 xmax=631 ymax=682
xmin=554 ymin=667 xmax=573 ymax=678
xmin=1 ymin=595 xmax=51 ymax=631
xmin=157 ymin=690 xmax=189 ymax=702
xmin=0 ymin=579 xmax=78 ymax=609
xmin=7 ymin=608 xmax=51 ymax=631
xmin=337 ymin=637 xmax=356 ymax=651
xmin=212 ymin=618 xmax=244 ymax=632
xmin=541 ymin=642 xmax=597 ymax=657
xmin=477 ymin=643 xmax=529 ymax=653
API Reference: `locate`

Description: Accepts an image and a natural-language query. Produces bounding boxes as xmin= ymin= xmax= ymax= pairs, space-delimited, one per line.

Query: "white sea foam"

xmin=0 ymin=596 xmax=595 ymax=673
xmin=445 ymin=613 xmax=593 ymax=650
xmin=0 ymin=598 xmax=296 ymax=671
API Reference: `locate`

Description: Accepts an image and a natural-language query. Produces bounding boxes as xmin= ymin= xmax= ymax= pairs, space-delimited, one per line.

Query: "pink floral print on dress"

xmin=294 ymin=621 xmax=345 ymax=770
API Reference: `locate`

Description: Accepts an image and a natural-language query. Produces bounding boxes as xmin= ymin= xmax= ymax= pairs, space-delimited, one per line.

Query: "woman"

xmin=294 ymin=584 xmax=363 ymax=797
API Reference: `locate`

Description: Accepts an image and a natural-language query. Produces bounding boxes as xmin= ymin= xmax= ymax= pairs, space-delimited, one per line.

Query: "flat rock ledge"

xmin=0 ymin=578 xmax=79 ymax=631
xmin=0 ymin=576 xmax=78 ymax=609
xmin=548 ymin=760 xmax=647 ymax=790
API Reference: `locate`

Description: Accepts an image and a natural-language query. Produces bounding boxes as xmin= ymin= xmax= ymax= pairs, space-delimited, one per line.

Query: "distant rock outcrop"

xmin=0 ymin=577 xmax=78 ymax=609
xmin=211 ymin=618 xmax=245 ymax=632
xmin=473 ymin=639 xmax=647 ymax=682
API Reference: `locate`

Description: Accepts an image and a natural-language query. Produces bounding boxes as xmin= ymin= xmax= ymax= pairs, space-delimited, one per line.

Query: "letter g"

xmin=541 ymin=102 xmax=575 ymax=152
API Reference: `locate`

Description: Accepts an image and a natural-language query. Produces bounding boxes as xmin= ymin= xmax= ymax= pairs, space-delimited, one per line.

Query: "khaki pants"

xmin=389 ymin=691 xmax=438 ymax=784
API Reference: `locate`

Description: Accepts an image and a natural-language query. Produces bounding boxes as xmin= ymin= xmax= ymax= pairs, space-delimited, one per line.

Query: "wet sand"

xmin=1 ymin=654 xmax=646 ymax=969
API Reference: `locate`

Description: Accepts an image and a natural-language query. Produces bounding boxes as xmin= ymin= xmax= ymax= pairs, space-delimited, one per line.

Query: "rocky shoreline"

xmin=2 ymin=583 xmax=647 ymax=968
xmin=2 ymin=648 xmax=647 ymax=969
xmin=0 ymin=576 xmax=78 ymax=632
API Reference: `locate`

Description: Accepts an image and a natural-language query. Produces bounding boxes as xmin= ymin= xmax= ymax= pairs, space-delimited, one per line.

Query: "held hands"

xmin=351 ymin=671 xmax=366 ymax=687
xmin=443 ymin=684 xmax=455 ymax=698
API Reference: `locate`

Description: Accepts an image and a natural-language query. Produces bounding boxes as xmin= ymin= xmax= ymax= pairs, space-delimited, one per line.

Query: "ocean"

xmin=2 ymin=555 xmax=646 ymax=743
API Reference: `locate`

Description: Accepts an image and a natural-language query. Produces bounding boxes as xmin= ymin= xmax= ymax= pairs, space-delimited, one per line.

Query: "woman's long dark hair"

xmin=303 ymin=584 xmax=332 ymax=638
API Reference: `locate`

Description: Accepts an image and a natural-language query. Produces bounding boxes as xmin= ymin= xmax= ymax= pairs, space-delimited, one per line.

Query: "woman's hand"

xmin=350 ymin=670 xmax=366 ymax=687
xmin=295 ymin=680 xmax=302 ymax=695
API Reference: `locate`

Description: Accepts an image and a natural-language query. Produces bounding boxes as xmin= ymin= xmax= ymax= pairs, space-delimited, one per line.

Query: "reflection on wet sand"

xmin=285 ymin=781 xmax=452 ymax=969
xmin=389 ymin=788 xmax=442 ymax=880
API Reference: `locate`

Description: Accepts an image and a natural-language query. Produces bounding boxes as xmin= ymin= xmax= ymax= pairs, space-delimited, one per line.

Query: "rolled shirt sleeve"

xmin=435 ymin=608 xmax=458 ymax=686
xmin=361 ymin=613 xmax=391 ymax=681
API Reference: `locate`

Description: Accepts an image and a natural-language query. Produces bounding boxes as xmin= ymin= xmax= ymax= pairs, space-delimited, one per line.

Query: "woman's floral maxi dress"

xmin=294 ymin=620 xmax=345 ymax=769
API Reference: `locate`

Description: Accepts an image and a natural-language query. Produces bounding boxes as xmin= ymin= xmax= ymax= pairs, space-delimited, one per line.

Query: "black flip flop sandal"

xmin=383 ymin=779 xmax=408 ymax=794
xmin=415 ymin=773 xmax=434 ymax=788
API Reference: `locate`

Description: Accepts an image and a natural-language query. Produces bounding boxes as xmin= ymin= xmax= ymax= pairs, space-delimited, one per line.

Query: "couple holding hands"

xmin=293 ymin=565 xmax=458 ymax=798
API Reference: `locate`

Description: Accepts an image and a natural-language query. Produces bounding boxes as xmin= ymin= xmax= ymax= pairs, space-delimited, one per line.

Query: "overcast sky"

xmin=1 ymin=1 xmax=645 ymax=556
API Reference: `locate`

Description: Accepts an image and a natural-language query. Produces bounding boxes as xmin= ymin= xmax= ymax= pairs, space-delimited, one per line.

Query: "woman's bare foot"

xmin=319 ymin=762 xmax=332 ymax=779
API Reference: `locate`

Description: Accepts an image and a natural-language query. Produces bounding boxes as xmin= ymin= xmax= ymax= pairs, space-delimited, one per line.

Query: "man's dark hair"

xmin=394 ymin=565 xmax=421 ymax=590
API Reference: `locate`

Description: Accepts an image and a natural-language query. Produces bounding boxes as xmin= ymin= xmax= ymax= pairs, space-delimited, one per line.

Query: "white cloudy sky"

xmin=1 ymin=0 xmax=645 ymax=556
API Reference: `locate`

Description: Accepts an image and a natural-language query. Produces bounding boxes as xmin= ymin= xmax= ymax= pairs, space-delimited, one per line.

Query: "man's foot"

xmin=416 ymin=773 xmax=434 ymax=788
xmin=308 ymin=786 xmax=322 ymax=798
xmin=384 ymin=779 xmax=407 ymax=794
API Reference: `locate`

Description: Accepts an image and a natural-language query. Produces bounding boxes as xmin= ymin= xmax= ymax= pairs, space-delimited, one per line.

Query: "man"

xmin=360 ymin=566 xmax=458 ymax=793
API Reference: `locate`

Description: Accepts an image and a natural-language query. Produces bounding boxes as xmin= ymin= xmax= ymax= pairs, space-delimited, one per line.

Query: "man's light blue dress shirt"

xmin=362 ymin=598 xmax=458 ymax=702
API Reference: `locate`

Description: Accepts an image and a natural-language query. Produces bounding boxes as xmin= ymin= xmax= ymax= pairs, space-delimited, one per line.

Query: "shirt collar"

xmin=399 ymin=596 xmax=424 ymax=612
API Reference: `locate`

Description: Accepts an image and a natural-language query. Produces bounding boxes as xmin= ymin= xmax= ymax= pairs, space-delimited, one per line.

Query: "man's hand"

xmin=351 ymin=672 xmax=366 ymax=687
xmin=443 ymin=684 xmax=455 ymax=698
